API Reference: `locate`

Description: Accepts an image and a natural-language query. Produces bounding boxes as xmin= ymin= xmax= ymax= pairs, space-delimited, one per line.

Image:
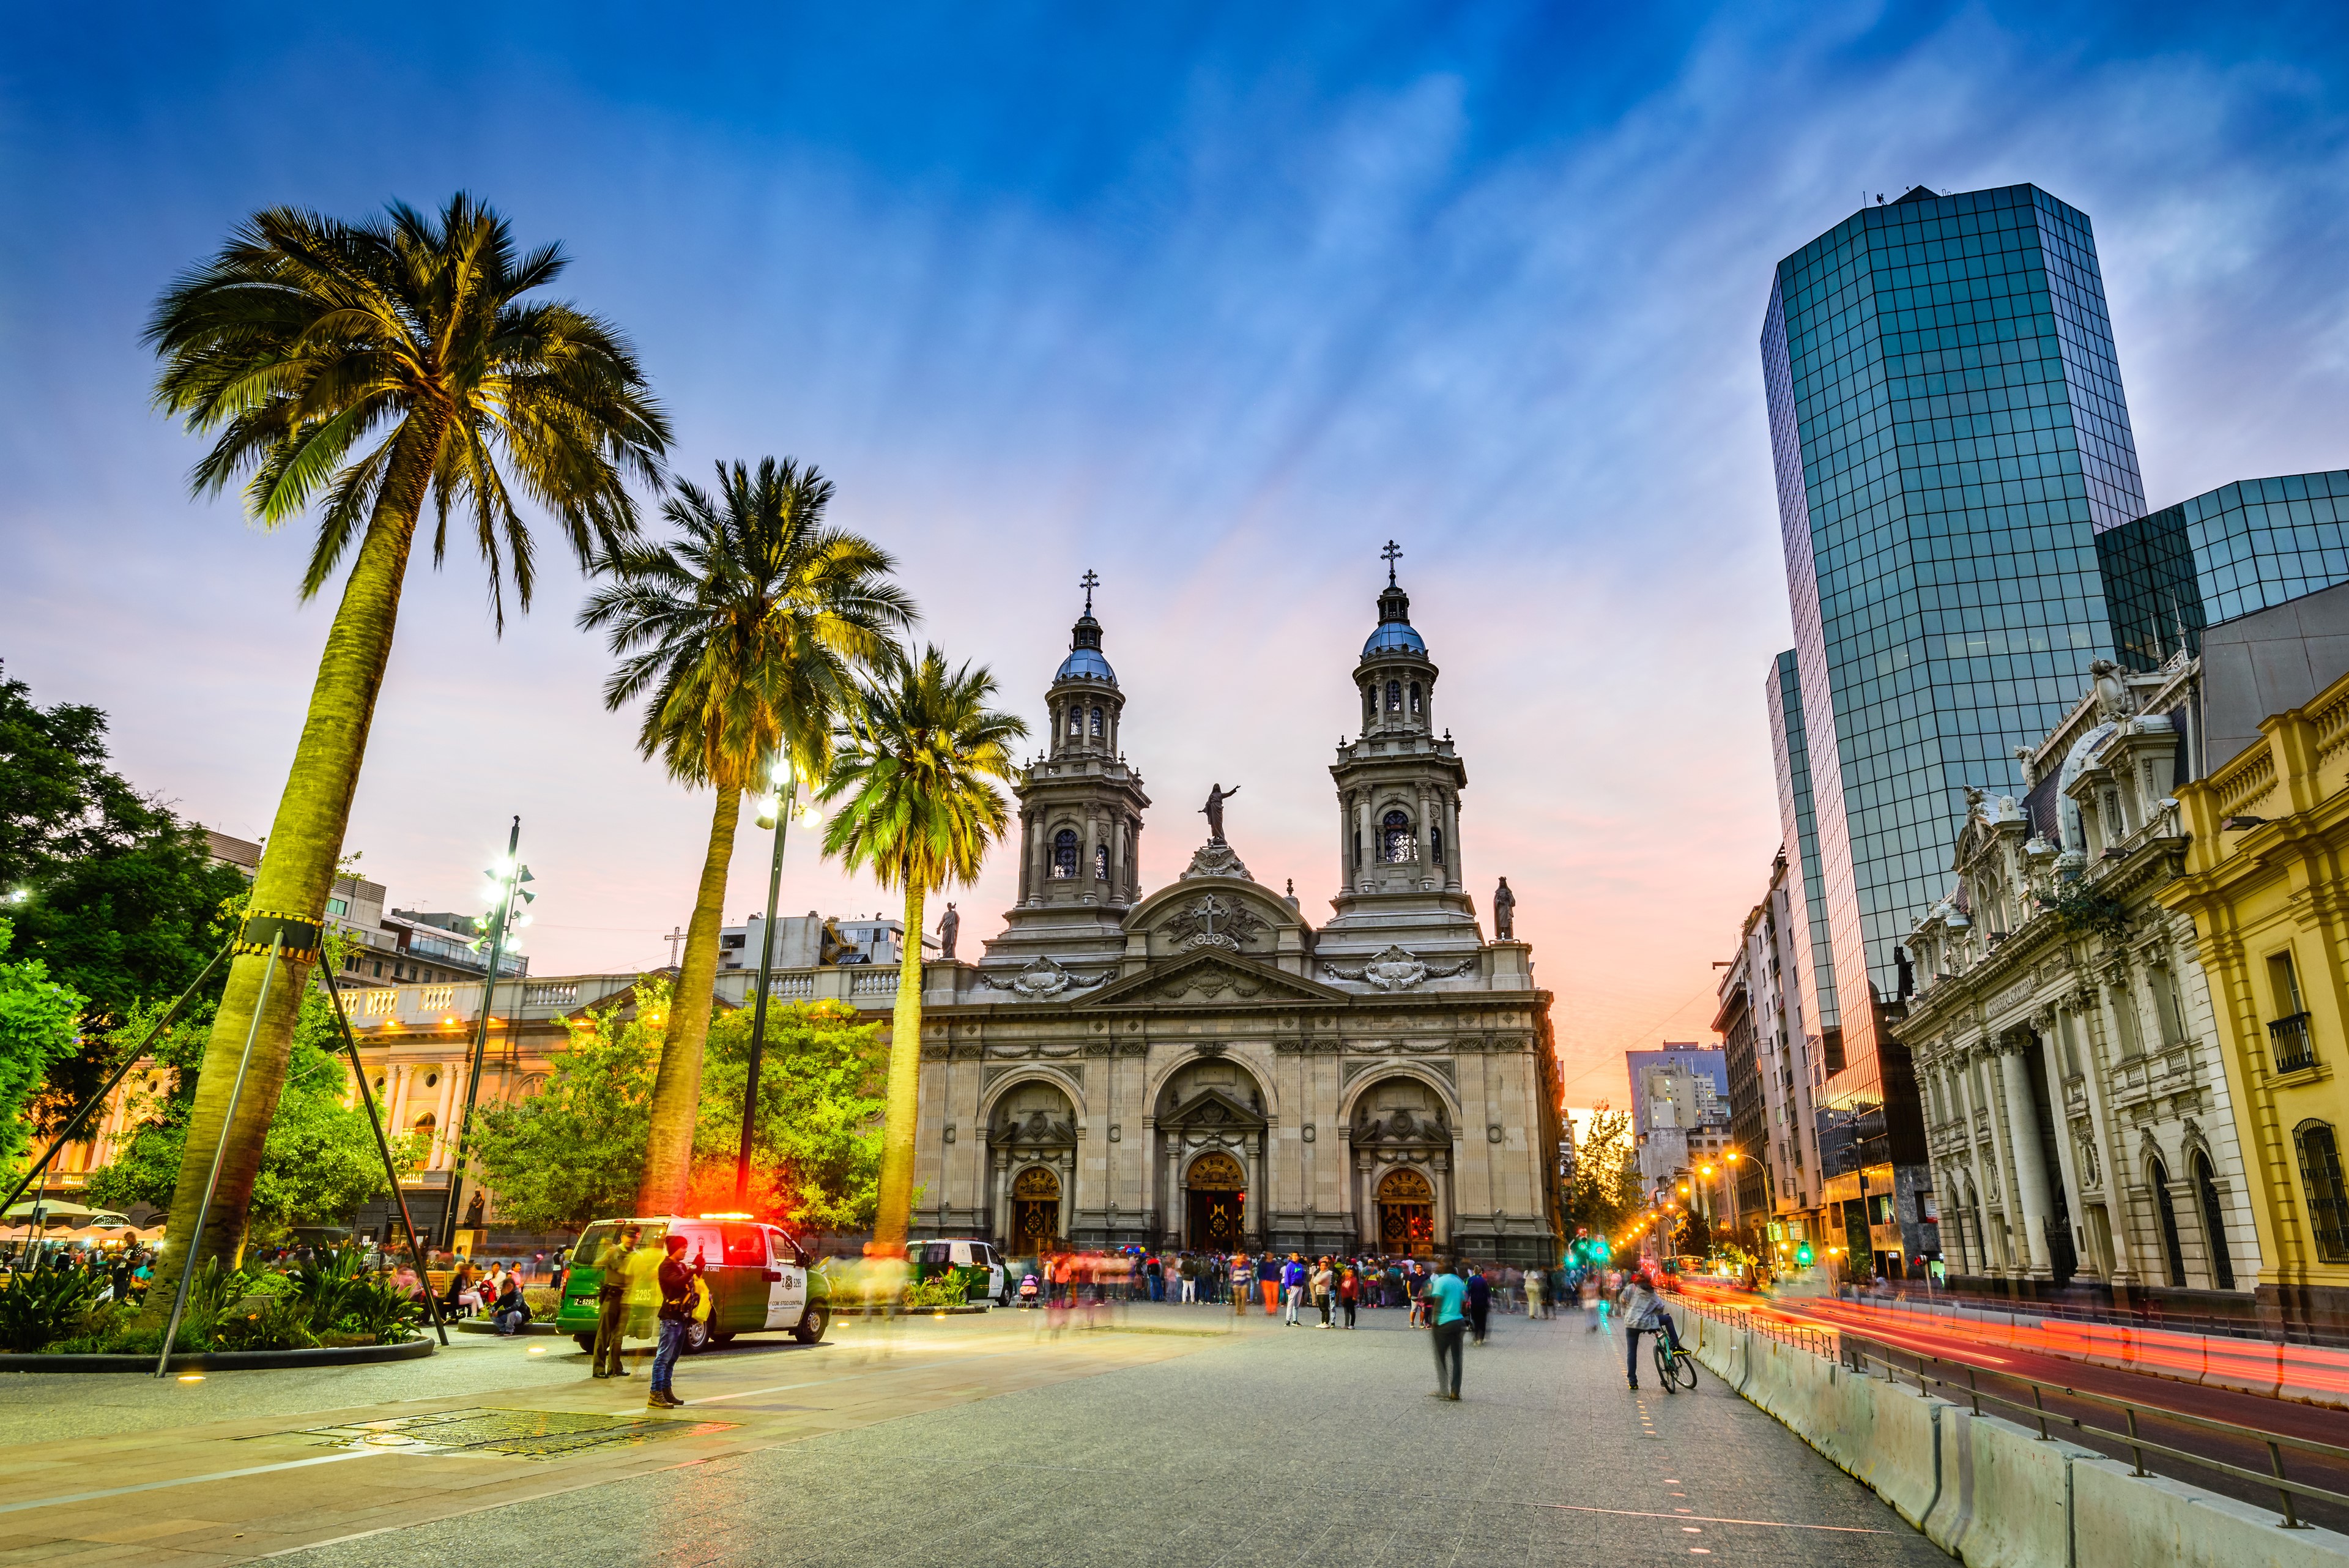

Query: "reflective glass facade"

xmin=2098 ymin=470 xmax=2349 ymax=671
xmin=1765 ymin=184 xmax=2145 ymax=1179
xmin=1766 ymin=649 xmax=1840 ymax=1069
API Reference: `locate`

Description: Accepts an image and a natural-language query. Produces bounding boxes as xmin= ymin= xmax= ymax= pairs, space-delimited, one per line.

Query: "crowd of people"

xmin=1008 ymin=1247 xmax=1565 ymax=1326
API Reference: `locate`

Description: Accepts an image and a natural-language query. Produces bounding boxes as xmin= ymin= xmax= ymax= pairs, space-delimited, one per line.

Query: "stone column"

xmin=1337 ymin=792 xmax=1354 ymax=892
xmin=1023 ymin=809 xmax=1044 ymax=904
xmin=1963 ymin=1047 xmax=2017 ymax=1272
xmin=1127 ymin=819 xmax=1143 ymax=901
xmin=1357 ymin=797 xmax=1375 ymax=885
xmin=2070 ymin=991 xmax=2140 ymax=1287
xmin=1998 ymin=1041 xmax=2057 ymax=1279
xmin=1108 ymin=811 xmax=1125 ymax=904
xmin=1446 ymin=792 xmax=1464 ymax=892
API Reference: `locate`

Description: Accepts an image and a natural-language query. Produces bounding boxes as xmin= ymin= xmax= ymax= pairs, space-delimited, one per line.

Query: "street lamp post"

xmin=442 ymin=817 xmax=532 ymax=1252
xmin=736 ymin=759 xmax=797 ymax=1207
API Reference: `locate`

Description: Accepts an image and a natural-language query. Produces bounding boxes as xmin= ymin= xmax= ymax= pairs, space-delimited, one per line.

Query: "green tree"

xmin=82 ymin=979 xmax=420 ymax=1242
xmin=695 ymin=999 xmax=884 ymax=1236
xmin=466 ymin=984 xmax=662 ymax=1235
xmin=0 ymin=918 xmax=85 ymax=1170
xmin=1563 ymin=1102 xmax=1642 ymax=1249
xmin=580 ymin=458 xmax=913 ymax=1217
xmin=141 ymin=194 xmax=669 ymax=1301
xmin=466 ymin=985 xmax=884 ymax=1235
xmin=0 ymin=666 xmax=246 ymax=1126
xmin=819 ymin=646 xmax=1024 ymax=1254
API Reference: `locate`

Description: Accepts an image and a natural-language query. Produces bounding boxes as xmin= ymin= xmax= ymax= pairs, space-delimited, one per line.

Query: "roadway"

xmin=1680 ymin=1284 xmax=2349 ymax=1534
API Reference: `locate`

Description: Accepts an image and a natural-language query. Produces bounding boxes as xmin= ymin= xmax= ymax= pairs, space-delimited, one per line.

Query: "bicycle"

xmin=1652 ymin=1325 xmax=1699 ymax=1391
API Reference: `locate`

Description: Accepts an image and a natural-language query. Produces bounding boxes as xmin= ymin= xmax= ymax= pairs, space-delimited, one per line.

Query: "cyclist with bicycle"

xmin=1617 ymin=1266 xmax=1683 ymax=1391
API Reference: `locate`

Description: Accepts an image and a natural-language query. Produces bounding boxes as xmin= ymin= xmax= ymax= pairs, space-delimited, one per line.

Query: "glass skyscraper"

xmin=1765 ymin=184 xmax=2147 ymax=1226
xmin=2098 ymin=470 xmax=2349 ymax=671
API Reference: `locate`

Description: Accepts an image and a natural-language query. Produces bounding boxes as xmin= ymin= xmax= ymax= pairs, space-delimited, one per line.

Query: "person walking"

xmin=1525 ymin=1266 xmax=1546 ymax=1320
xmin=590 ymin=1225 xmax=641 ymax=1380
xmin=647 ymin=1235 xmax=696 ymax=1409
xmin=1466 ymin=1266 xmax=1492 ymax=1346
xmin=1282 ymin=1255 xmax=1306 ymax=1325
xmin=1179 ymin=1253 xmax=1198 ymax=1304
xmin=1310 ymin=1258 xmax=1334 ymax=1327
xmin=1338 ymin=1264 xmax=1359 ymax=1329
xmin=1263 ymin=1257 xmax=1283 ymax=1317
xmin=1422 ymin=1260 xmax=1468 ymax=1400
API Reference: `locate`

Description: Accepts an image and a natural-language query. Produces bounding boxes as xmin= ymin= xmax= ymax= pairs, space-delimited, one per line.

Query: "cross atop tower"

xmin=1380 ymin=540 xmax=1402 ymax=587
xmin=1080 ymin=569 xmax=1100 ymax=615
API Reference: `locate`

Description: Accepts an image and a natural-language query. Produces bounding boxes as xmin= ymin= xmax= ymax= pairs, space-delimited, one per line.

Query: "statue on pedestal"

xmin=1492 ymin=877 xmax=1516 ymax=941
xmin=1200 ymin=782 xmax=1241 ymax=844
xmin=937 ymin=902 xmax=960 ymax=961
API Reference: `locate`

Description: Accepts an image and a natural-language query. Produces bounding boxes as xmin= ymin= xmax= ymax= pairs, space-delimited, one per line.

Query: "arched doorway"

xmin=2148 ymin=1156 xmax=2187 ymax=1287
xmin=2192 ymin=1150 xmax=2236 ymax=1290
xmin=1012 ymin=1167 xmax=1061 ymax=1252
xmin=1376 ymin=1167 xmax=1436 ymax=1255
xmin=1186 ymin=1151 xmax=1246 ymax=1248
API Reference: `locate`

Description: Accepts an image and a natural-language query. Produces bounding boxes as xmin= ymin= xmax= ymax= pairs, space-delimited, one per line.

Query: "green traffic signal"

xmin=1795 ymin=1242 xmax=1815 ymax=1268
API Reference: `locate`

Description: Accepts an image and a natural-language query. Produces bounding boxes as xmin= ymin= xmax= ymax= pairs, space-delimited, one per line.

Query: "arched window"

xmin=1386 ymin=679 xmax=1402 ymax=713
xmin=1053 ymin=828 xmax=1078 ymax=879
xmin=2148 ymin=1155 xmax=2186 ymax=1286
xmin=1351 ymin=830 xmax=1362 ymax=866
xmin=1089 ymin=705 xmax=1104 ymax=738
xmin=1382 ymin=809 xmax=1414 ymax=863
xmin=412 ymin=1112 xmax=436 ymax=1132
xmin=1066 ymin=707 xmax=1082 ymax=738
xmin=2192 ymin=1149 xmax=2236 ymax=1290
xmin=1431 ymin=825 xmax=1445 ymax=866
xmin=1093 ymin=843 xmax=1108 ymax=880
xmin=1409 ymin=682 xmax=1422 ymax=715
xmin=2296 ymin=1120 xmax=2349 ymax=1262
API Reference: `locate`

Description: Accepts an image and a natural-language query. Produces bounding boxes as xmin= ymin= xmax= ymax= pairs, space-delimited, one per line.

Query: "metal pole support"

xmin=154 ymin=933 xmax=282 ymax=1378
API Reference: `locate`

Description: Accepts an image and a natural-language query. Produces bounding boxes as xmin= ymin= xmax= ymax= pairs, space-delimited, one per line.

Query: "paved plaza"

xmin=0 ymin=1305 xmax=1945 ymax=1566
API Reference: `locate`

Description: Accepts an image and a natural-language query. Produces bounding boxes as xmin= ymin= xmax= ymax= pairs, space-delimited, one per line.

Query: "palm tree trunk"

xmin=872 ymin=880 xmax=927 ymax=1256
xmin=141 ymin=451 xmax=434 ymax=1320
xmin=636 ymin=786 xmax=741 ymax=1215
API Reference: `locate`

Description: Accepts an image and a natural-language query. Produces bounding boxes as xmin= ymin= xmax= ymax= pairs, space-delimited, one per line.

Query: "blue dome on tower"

xmin=1361 ymin=573 xmax=1427 ymax=658
xmin=1055 ymin=573 xmax=1117 ymax=685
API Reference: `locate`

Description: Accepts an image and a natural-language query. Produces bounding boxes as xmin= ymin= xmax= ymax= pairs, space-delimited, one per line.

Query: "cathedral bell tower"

xmin=1320 ymin=543 xmax=1479 ymax=955
xmin=1006 ymin=573 xmax=1151 ymax=934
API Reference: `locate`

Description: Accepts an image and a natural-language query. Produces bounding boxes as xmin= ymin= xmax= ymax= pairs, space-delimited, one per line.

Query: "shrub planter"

xmin=0 ymin=1338 xmax=436 ymax=1373
xmin=833 ymin=1303 xmax=989 ymax=1317
xmin=456 ymin=1318 xmax=561 ymax=1337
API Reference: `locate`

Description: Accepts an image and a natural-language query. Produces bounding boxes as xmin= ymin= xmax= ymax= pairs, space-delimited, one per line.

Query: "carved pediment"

xmin=989 ymin=1105 xmax=1077 ymax=1148
xmin=1161 ymin=1086 xmax=1267 ymax=1132
xmin=1081 ymin=948 xmax=1348 ymax=1009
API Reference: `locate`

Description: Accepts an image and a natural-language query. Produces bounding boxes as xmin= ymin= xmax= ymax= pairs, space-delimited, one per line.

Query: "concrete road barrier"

xmin=1702 ymin=1322 xmax=2349 ymax=1567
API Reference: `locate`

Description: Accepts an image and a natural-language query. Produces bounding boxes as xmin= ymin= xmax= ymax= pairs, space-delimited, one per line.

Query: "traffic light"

xmin=1794 ymin=1242 xmax=1814 ymax=1268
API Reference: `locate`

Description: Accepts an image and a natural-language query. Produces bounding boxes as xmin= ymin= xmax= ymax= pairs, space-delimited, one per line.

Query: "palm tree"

xmin=582 ymin=458 xmax=915 ymax=1216
xmin=141 ymin=195 xmax=668 ymax=1301
xmin=818 ymin=646 xmax=1026 ymax=1253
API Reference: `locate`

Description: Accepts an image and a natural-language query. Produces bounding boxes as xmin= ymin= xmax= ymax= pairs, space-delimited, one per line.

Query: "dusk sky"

xmin=6 ymin=3 xmax=2348 ymax=1108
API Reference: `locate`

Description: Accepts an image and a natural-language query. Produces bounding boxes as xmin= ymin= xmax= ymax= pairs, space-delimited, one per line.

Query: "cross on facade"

xmin=1080 ymin=569 xmax=1099 ymax=614
xmin=1381 ymin=540 xmax=1403 ymax=585
xmin=663 ymin=925 xmax=686 ymax=967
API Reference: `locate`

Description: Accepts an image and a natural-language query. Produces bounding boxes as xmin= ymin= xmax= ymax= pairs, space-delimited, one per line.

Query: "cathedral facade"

xmin=907 ymin=564 xmax=1563 ymax=1265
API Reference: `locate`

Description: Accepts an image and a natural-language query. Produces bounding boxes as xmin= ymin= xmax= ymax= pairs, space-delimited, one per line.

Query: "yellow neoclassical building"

xmin=2164 ymin=664 xmax=2349 ymax=1334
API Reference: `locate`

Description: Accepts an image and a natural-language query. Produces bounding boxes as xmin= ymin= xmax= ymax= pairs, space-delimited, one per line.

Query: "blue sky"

xmin=6 ymin=2 xmax=2348 ymax=1102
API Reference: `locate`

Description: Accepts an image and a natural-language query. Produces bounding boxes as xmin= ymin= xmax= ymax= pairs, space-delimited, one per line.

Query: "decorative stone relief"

xmin=1321 ymin=945 xmax=1476 ymax=991
xmin=979 ymin=956 xmax=1110 ymax=1000
xmin=1159 ymin=893 xmax=1269 ymax=953
xmin=1179 ymin=841 xmax=1253 ymax=881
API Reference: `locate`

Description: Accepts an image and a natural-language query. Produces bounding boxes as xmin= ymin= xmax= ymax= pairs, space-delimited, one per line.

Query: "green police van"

xmin=557 ymin=1215 xmax=831 ymax=1354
